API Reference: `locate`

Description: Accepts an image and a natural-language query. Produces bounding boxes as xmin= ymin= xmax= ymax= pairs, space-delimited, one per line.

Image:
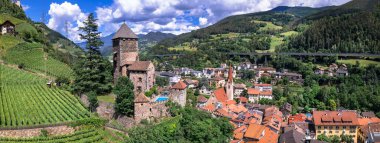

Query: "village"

xmin=109 ymin=22 xmax=378 ymax=143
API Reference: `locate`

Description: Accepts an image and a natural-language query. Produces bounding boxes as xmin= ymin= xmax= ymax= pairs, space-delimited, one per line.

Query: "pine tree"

xmin=72 ymin=13 xmax=112 ymax=95
xmin=113 ymin=77 xmax=135 ymax=116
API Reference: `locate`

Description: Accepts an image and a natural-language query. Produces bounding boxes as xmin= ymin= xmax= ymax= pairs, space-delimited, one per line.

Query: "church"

xmin=112 ymin=23 xmax=155 ymax=93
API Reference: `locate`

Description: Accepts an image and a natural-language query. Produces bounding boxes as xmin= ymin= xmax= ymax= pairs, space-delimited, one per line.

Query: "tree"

xmin=317 ymin=134 xmax=331 ymax=142
xmin=88 ymin=92 xmax=99 ymax=112
xmin=341 ymin=135 xmax=354 ymax=143
xmin=72 ymin=13 xmax=112 ymax=95
xmin=114 ymin=77 xmax=135 ymax=116
xmin=328 ymin=99 xmax=337 ymax=111
xmin=241 ymin=89 xmax=248 ymax=98
xmin=156 ymin=76 xmax=169 ymax=87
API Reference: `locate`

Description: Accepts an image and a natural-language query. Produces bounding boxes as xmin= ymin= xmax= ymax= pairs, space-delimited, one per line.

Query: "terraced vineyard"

xmin=0 ymin=65 xmax=90 ymax=128
xmin=0 ymin=129 xmax=105 ymax=143
xmin=3 ymin=43 xmax=73 ymax=79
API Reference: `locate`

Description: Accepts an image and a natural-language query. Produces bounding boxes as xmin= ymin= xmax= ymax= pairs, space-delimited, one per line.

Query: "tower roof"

xmin=112 ymin=23 xmax=138 ymax=39
xmin=228 ymin=64 xmax=233 ymax=83
xmin=134 ymin=92 xmax=150 ymax=103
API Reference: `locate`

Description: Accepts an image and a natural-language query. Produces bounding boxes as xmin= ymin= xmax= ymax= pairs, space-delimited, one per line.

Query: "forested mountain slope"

xmin=282 ymin=0 xmax=380 ymax=54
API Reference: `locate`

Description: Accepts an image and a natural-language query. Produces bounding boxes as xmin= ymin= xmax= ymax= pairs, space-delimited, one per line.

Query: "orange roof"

xmin=358 ymin=117 xmax=380 ymax=126
xmin=260 ymin=91 xmax=272 ymax=96
xmin=226 ymin=100 xmax=237 ymax=105
xmin=244 ymin=124 xmax=266 ymax=139
xmin=134 ymin=92 xmax=150 ymax=103
xmin=214 ymin=88 xmax=228 ymax=102
xmin=257 ymin=128 xmax=279 ymax=143
xmin=288 ymin=113 xmax=307 ymax=124
xmin=202 ymin=104 xmax=216 ymax=112
xmin=239 ymin=97 xmax=248 ymax=103
xmin=248 ymin=88 xmax=260 ymax=95
xmin=216 ymin=108 xmax=233 ymax=118
xmin=171 ymin=81 xmax=187 ymax=90
xmin=234 ymin=133 xmax=244 ymax=140
xmin=313 ymin=111 xmax=359 ymax=126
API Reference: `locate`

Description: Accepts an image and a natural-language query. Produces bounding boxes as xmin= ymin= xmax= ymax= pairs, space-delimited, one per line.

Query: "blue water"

xmin=156 ymin=97 xmax=169 ymax=102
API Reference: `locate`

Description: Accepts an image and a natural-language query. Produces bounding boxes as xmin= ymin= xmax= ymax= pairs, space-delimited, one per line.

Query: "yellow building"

xmin=313 ymin=111 xmax=360 ymax=143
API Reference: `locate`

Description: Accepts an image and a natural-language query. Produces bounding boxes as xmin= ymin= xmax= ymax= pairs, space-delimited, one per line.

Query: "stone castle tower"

xmin=113 ymin=23 xmax=139 ymax=81
xmin=225 ymin=65 xmax=234 ymax=100
xmin=113 ymin=23 xmax=155 ymax=93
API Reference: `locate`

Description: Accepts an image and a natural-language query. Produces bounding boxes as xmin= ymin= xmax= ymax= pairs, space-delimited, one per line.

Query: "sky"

xmin=21 ymin=0 xmax=351 ymax=43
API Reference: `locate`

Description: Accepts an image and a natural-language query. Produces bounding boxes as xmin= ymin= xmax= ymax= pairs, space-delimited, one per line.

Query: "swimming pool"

xmin=156 ymin=97 xmax=169 ymax=102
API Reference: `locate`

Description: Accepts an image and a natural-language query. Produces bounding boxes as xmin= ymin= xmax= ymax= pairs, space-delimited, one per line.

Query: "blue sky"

xmin=21 ymin=0 xmax=351 ymax=42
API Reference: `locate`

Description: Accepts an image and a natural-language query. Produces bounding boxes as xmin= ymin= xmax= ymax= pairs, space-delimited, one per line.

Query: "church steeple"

xmin=226 ymin=64 xmax=234 ymax=100
xmin=112 ymin=23 xmax=138 ymax=39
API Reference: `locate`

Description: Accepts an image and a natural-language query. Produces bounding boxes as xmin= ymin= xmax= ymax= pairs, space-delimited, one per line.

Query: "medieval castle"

xmin=112 ymin=23 xmax=186 ymax=122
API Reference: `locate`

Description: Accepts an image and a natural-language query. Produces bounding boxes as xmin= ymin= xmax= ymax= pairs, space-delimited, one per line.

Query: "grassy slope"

xmin=337 ymin=59 xmax=380 ymax=67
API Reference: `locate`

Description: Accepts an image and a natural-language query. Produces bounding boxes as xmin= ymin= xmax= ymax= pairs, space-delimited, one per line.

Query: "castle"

xmin=112 ymin=23 xmax=155 ymax=93
xmin=112 ymin=23 xmax=187 ymax=123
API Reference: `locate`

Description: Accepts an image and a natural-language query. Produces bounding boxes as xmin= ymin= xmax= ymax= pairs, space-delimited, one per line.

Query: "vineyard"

xmin=3 ymin=43 xmax=73 ymax=79
xmin=0 ymin=65 xmax=90 ymax=127
xmin=0 ymin=129 xmax=106 ymax=143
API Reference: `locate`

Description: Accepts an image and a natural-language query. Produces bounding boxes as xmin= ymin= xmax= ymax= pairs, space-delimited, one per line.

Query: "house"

xmin=256 ymin=67 xmax=276 ymax=78
xmin=336 ymin=67 xmax=349 ymax=77
xmin=288 ymin=113 xmax=307 ymax=124
xmin=174 ymin=67 xmax=193 ymax=76
xmin=191 ymin=70 xmax=203 ymax=78
xmin=159 ymin=72 xmax=181 ymax=85
xmin=236 ymin=61 xmax=252 ymax=71
xmin=359 ymin=122 xmax=380 ymax=143
xmin=199 ymin=85 xmax=212 ymax=95
xmin=244 ymin=124 xmax=279 ymax=143
xmin=234 ymin=83 xmax=246 ymax=97
xmin=314 ymin=68 xmax=325 ymax=75
xmin=0 ymin=21 xmax=16 ymax=35
xmin=184 ymin=79 xmax=198 ymax=89
xmin=223 ymin=68 xmax=237 ymax=78
xmin=248 ymin=88 xmax=260 ymax=103
xmin=313 ymin=111 xmax=360 ymax=143
xmin=254 ymin=83 xmax=272 ymax=91
xmin=197 ymin=95 xmax=208 ymax=107
xmin=281 ymin=102 xmax=293 ymax=118
xmin=169 ymin=81 xmax=187 ymax=107
xmin=279 ymin=128 xmax=306 ymax=143
xmin=209 ymin=76 xmax=225 ymax=88
xmin=273 ymin=72 xmax=303 ymax=84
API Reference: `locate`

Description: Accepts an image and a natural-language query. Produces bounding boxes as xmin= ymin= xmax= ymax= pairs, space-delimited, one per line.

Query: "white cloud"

xmin=199 ymin=17 xmax=208 ymax=26
xmin=47 ymin=2 xmax=87 ymax=42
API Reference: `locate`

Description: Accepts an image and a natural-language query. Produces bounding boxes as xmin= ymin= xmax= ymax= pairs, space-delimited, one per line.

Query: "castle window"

xmin=150 ymin=108 xmax=152 ymax=112
xmin=137 ymin=86 xmax=142 ymax=92
xmin=139 ymin=77 xmax=142 ymax=82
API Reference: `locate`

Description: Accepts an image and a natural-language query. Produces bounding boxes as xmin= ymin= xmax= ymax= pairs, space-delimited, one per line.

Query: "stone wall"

xmin=80 ymin=95 xmax=89 ymax=107
xmin=0 ymin=126 xmax=74 ymax=138
xmin=97 ymin=101 xmax=115 ymax=120
xmin=134 ymin=102 xmax=169 ymax=123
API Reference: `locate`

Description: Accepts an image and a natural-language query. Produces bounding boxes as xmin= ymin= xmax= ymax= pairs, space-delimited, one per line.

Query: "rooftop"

xmin=112 ymin=23 xmax=138 ymax=39
xmin=313 ymin=111 xmax=359 ymax=126
xmin=128 ymin=61 xmax=153 ymax=71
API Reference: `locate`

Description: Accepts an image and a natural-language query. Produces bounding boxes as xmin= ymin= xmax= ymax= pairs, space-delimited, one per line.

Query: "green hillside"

xmin=3 ymin=43 xmax=73 ymax=79
xmin=0 ymin=64 xmax=90 ymax=127
xmin=284 ymin=0 xmax=380 ymax=54
xmin=148 ymin=6 xmax=324 ymax=69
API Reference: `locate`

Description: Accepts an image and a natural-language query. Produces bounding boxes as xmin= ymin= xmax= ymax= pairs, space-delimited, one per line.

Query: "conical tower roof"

xmin=134 ymin=92 xmax=150 ymax=103
xmin=112 ymin=23 xmax=138 ymax=39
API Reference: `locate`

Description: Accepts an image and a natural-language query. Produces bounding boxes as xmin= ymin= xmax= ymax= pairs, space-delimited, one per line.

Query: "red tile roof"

xmin=239 ymin=97 xmax=248 ymax=103
xmin=226 ymin=100 xmax=237 ymax=105
xmin=214 ymin=88 xmax=228 ymax=102
xmin=128 ymin=61 xmax=153 ymax=71
xmin=288 ymin=113 xmax=307 ymax=124
xmin=171 ymin=81 xmax=187 ymax=90
xmin=248 ymin=88 xmax=260 ymax=95
xmin=202 ymin=104 xmax=216 ymax=112
xmin=313 ymin=111 xmax=360 ymax=126
xmin=257 ymin=128 xmax=279 ymax=143
xmin=197 ymin=95 xmax=208 ymax=103
xmin=244 ymin=124 xmax=266 ymax=139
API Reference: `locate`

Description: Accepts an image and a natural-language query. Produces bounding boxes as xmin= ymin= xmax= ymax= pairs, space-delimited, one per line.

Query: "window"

xmin=336 ymin=126 xmax=339 ymax=129
xmin=137 ymin=86 xmax=142 ymax=92
xmin=318 ymin=126 xmax=321 ymax=129
xmin=329 ymin=131 xmax=332 ymax=134
xmin=139 ymin=77 xmax=142 ymax=82
xmin=329 ymin=126 xmax=333 ymax=129
xmin=343 ymin=126 xmax=346 ymax=129
xmin=318 ymin=131 xmax=321 ymax=133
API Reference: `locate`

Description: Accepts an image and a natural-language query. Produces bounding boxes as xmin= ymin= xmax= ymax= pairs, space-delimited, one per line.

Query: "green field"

xmin=280 ymin=31 xmax=299 ymax=37
xmin=0 ymin=35 xmax=23 ymax=55
xmin=168 ymin=42 xmax=198 ymax=52
xmin=337 ymin=59 xmax=380 ymax=67
xmin=254 ymin=20 xmax=283 ymax=32
xmin=3 ymin=43 xmax=73 ymax=79
xmin=0 ymin=65 xmax=90 ymax=127
xmin=0 ymin=14 xmax=25 ymax=25
xmin=0 ymin=128 xmax=107 ymax=143
xmin=256 ymin=36 xmax=284 ymax=53
xmin=97 ymin=95 xmax=116 ymax=103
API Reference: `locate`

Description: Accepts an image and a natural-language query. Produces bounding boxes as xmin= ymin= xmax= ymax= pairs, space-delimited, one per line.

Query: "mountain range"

xmin=77 ymin=31 xmax=175 ymax=56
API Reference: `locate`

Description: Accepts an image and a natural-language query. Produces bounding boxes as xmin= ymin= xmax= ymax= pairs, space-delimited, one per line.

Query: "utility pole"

xmin=65 ymin=21 xmax=69 ymax=38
